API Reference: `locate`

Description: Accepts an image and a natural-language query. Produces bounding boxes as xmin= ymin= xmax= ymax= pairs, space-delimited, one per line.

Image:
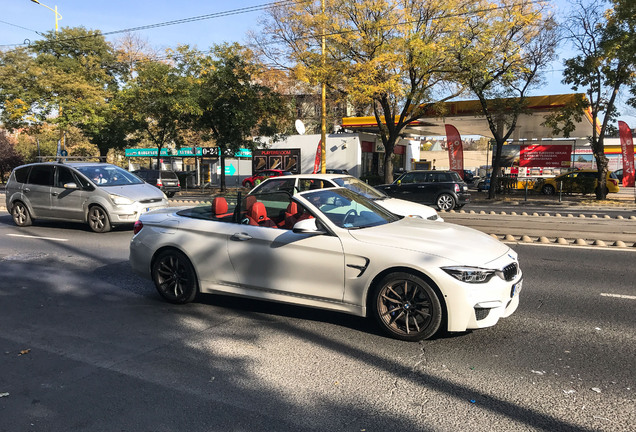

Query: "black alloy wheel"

xmin=88 ymin=206 xmax=111 ymax=233
xmin=371 ymin=272 xmax=443 ymax=341
xmin=542 ymin=184 xmax=556 ymax=195
xmin=152 ymin=250 xmax=198 ymax=304
xmin=11 ymin=202 xmax=32 ymax=227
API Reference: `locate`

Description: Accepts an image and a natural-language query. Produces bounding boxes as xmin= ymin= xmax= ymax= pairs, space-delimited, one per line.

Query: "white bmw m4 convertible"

xmin=130 ymin=188 xmax=522 ymax=341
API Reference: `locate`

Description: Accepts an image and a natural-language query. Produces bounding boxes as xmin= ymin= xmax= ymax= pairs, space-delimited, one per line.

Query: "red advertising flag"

xmin=312 ymin=140 xmax=322 ymax=174
xmin=444 ymin=124 xmax=464 ymax=178
xmin=618 ymin=121 xmax=635 ymax=187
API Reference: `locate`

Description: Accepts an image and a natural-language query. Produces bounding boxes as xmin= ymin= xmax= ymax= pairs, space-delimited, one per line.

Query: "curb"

xmin=443 ymin=208 xmax=636 ymax=220
xmin=489 ymin=233 xmax=636 ymax=249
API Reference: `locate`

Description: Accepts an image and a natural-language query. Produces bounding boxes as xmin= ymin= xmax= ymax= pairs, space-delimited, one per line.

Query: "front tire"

xmin=371 ymin=272 xmax=443 ymax=341
xmin=542 ymin=184 xmax=555 ymax=195
xmin=152 ymin=250 xmax=198 ymax=304
xmin=11 ymin=202 xmax=32 ymax=227
xmin=88 ymin=206 xmax=111 ymax=233
xmin=436 ymin=193 xmax=455 ymax=211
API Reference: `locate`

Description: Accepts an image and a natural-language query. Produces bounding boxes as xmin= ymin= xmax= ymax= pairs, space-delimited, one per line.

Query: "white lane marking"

xmin=600 ymin=293 xmax=636 ymax=300
xmin=7 ymin=234 xmax=69 ymax=242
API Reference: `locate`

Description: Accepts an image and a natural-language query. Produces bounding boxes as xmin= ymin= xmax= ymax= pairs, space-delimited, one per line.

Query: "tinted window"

xmin=13 ymin=166 xmax=30 ymax=184
xmin=299 ymin=179 xmax=327 ymax=191
xmin=432 ymin=173 xmax=452 ymax=182
xmin=398 ymin=173 xmax=415 ymax=184
xmin=160 ymin=171 xmax=178 ymax=179
xmin=28 ymin=165 xmax=54 ymax=186
xmin=449 ymin=171 xmax=463 ymax=182
xmin=413 ymin=172 xmax=429 ymax=182
xmin=56 ymin=166 xmax=76 ymax=187
xmin=254 ymin=178 xmax=295 ymax=194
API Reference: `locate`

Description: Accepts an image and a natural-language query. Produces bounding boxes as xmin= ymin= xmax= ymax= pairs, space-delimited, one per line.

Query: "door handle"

xmin=51 ymin=192 xmax=59 ymax=196
xmin=231 ymin=232 xmax=253 ymax=241
xmin=24 ymin=188 xmax=30 ymax=193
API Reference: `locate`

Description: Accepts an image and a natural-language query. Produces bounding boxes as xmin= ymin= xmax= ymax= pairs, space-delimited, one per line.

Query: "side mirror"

xmin=292 ymin=218 xmax=326 ymax=235
xmin=63 ymin=182 xmax=79 ymax=189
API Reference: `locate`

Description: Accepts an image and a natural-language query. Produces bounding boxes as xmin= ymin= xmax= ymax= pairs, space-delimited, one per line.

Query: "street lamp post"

xmin=30 ymin=0 xmax=62 ymax=34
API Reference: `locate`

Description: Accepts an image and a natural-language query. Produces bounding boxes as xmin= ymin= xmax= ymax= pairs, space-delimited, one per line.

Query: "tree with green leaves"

xmin=0 ymin=27 xmax=125 ymax=159
xmin=543 ymin=0 xmax=636 ymax=200
xmin=195 ymin=43 xmax=291 ymax=190
xmin=256 ymin=0 xmax=465 ymax=183
xmin=450 ymin=0 xmax=558 ymax=199
xmin=118 ymin=52 xmax=200 ymax=169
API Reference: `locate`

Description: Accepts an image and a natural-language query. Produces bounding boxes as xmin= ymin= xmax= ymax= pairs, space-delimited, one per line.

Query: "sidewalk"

xmin=468 ymin=186 xmax=636 ymax=209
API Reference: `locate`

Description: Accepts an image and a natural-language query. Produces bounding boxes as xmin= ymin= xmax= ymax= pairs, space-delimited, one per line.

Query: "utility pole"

xmin=320 ymin=0 xmax=327 ymax=174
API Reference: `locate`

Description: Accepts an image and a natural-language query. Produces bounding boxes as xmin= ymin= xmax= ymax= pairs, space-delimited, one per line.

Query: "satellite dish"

xmin=295 ymin=119 xmax=306 ymax=135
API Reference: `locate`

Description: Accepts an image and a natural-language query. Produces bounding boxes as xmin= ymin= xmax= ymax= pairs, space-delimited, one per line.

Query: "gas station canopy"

xmin=341 ymin=94 xmax=595 ymax=140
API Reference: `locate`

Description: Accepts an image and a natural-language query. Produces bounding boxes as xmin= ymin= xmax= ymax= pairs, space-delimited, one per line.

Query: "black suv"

xmin=133 ymin=169 xmax=181 ymax=197
xmin=375 ymin=170 xmax=470 ymax=211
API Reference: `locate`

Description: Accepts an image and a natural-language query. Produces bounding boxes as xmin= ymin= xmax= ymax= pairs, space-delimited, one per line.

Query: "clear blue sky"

xmin=1 ymin=0 xmax=634 ymax=126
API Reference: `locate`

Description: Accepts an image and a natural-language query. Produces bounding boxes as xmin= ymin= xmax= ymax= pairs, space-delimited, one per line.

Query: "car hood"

xmin=100 ymin=183 xmax=166 ymax=200
xmin=375 ymin=197 xmax=441 ymax=220
xmin=348 ymin=217 xmax=511 ymax=266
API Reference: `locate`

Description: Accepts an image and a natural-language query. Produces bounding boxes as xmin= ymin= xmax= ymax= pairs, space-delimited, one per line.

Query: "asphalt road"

xmin=0 ymin=213 xmax=634 ymax=432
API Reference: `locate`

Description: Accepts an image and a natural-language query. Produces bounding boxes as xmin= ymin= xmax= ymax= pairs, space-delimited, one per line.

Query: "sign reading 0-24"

xmin=201 ymin=147 xmax=220 ymax=157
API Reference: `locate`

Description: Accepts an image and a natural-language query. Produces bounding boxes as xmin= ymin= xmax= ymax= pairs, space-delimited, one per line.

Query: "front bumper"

xmin=109 ymin=200 xmax=169 ymax=224
xmin=437 ymin=261 xmax=522 ymax=333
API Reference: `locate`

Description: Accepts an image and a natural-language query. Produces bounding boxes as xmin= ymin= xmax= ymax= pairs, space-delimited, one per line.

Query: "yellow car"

xmin=540 ymin=170 xmax=620 ymax=195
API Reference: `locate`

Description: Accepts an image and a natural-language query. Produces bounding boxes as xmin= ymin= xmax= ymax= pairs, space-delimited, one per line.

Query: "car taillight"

xmin=177 ymin=180 xmax=181 ymax=187
xmin=133 ymin=220 xmax=143 ymax=235
xmin=454 ymin=184 xmax=460 ymax=193
xmin=610 ymin=178 xmax=618 ymax=186
xmin=156 ymin=179 xmax=163 ymax=186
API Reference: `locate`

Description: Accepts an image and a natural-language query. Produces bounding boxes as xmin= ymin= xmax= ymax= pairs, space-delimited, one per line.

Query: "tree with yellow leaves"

xmin=255 ymin=0 xmax=466 ymax=182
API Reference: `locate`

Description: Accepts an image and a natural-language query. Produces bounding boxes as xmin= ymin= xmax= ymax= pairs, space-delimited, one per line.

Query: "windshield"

xmin=302 ymin=188 xmax=399 ymax=229
xmin=332 ymin=177 xmax=387 ymax=199
xmin=76 ymin=165 xmax=144 ymax=186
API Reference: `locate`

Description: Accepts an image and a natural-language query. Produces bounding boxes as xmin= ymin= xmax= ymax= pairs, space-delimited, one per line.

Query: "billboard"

xmin=519 ymin=144 xmax=573 ymax=168
xmin=252 ymin=148 xmax=301 ymax=174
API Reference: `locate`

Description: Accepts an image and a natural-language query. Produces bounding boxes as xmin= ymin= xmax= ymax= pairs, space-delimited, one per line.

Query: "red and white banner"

xmin=618 ymin=121 xmax=635 ymax=187
xmin=444 ymin=124 xmax=464 ymax=178
xmin=519 ymin=145 xmax=572 ymax=168
xmin=312 ymin=140 xmax=322 ymax=174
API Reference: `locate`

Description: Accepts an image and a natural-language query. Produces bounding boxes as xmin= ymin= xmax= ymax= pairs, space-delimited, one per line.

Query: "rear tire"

xmin=11 ymin=202 xmax=32 ymax=227
xmin=152 ymin=249 xmax=198 ymax=304
xmin=88 ymin=206 xmax=111 ymax=233
xmin=370 ymin=272 xmax=443 ymax=341
xmin=166 ymin=191 xmax=175 ymax=198
xmin=436 ymin=193 xmax=455 ymax=211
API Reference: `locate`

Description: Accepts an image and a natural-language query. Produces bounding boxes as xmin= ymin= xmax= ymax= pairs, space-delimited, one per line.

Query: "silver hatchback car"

xmin=5 ymin=162 xmax=169 ymax=232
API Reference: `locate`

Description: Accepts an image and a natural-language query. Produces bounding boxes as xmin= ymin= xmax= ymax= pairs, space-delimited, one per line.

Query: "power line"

xmin=0 ymin=0 xmax=306 ymax=48
xmin=0 ymin=19 xmax=40 ymax=35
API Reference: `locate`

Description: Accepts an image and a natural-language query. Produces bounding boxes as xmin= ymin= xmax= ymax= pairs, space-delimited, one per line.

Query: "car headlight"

xmin=442 ymin=266 xmax=496 ymax=283
xmin=110 ymin=194 xmax=134 ymax=205
xmin=407 ymin=214 xmax=423 ymax=219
